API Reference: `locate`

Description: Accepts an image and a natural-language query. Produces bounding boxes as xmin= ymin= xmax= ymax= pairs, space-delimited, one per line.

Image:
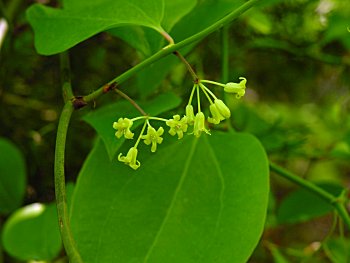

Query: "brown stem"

xmin=114 ymin=89 xmax=147 ymax=116
xmin=173 ymin=51 xmax=199 ymax=83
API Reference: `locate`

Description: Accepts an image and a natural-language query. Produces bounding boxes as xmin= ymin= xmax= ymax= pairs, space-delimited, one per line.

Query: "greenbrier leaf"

xmin=1 ymin=203 xmax=62 ymax=261
xmin=277 ymin=183 xmax=344 ymax=224
xmin=70 ymin=132 xmax=269 ymax=262
xmin=26 ymin=0 xmax=164 ymax=55
xmin=83 ymin=92 xmax=181 ymax=160
xmin=160 ymin=0 xmax=197 ymax=32
xmin=0 ymin=138 xmax=26 ymax=215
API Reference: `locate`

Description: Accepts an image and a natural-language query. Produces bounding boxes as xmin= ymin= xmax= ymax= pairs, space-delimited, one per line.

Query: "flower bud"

xmin=208 ymin=104 xmax=224 ymax=124
xmin=214 ymin=99 xmax=231 ymax=118
xmin=185 ymin=105 xmax=195 ymax=125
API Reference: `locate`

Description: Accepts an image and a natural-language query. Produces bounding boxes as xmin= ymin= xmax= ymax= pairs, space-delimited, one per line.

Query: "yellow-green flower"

xmin=141 ymin=126 xmax=164 ymax=152
xmin=193 ymin=112 xmax=210 ymax=137
xmin=166 ymin=115 xmax=188 ymax=139
xmin=118 ymin=147 xmax=140 ymax=170
xmin=208 ymin=104 xmax=225 ymax=124
xmin=224 ymin=77 xmax=247 ymax=98
xmin=113 ymin=118 xmax=134 ymax=139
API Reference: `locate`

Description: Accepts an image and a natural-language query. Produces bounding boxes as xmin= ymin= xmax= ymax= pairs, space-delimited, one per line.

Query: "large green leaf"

xmin=26 ymin=0 xmax=164 ymax=55
xmin=27 ymin=0 xmax=197 ymax=55
xmin=83 ymin=92 xmax=181 ymax=160
xmin=1 ymin=203 xmax=62 ymax=261
xmin=0 ymin=138 xmax=26 ymax=215
xmin=70 ymin=132 xmax=269 ymax=262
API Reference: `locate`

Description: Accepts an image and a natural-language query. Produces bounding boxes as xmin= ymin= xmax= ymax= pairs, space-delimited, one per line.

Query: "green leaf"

xmin=83 ymin=92 xmax=181 ymax=160
xmin=70 ymin=132 xmax=269 ymax=262
xmin=109 ymin=0 xmax=197 ymax=57
xmin=161 ymin=0 xmax=197 ymax=32
xmin=277 ymin=183 xmax=344 ymax=224
xmin=1 ymin=203 xmax=62 ymax=261
xmin=26 ymin=0 xmax=164 ymax=55
xmin=0 ymin=138 xmax=26 ymax=215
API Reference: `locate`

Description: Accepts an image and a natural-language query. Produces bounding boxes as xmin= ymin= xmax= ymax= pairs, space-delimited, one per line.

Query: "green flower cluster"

xmin=113 ymin=77 xmax=246 ymax=170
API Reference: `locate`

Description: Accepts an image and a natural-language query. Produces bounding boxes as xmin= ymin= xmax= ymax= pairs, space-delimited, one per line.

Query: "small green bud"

xmin=208 ymin=104 xmax=225 ymax=124
xmin=113 ymin=118 xmax=134 ymax=139
xmin=141 ymin=126 xmax=164 ymax=152
xmin=118 ymin=147 xmax=140 ymax=170
xmin=193 ymin=112 xmax=210 ymax=138
xmin=214 ymin=99 xmax=231 ymax=118
xmin=185 ymin=105 xmax=195 ymax=125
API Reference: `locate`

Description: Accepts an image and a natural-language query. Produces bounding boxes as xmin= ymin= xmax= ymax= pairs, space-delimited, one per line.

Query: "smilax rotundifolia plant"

xmin=113 ymin=77 xmax=247 ymax=170
xmin=23 ymin=0 xmax=348 ymax=262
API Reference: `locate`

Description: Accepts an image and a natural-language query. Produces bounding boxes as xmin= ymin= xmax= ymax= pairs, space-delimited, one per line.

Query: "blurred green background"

xmin=0 ymin=0 xmax=349 ymax=262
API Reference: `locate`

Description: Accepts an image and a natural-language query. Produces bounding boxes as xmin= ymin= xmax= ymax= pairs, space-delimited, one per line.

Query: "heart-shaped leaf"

xmin=27 ymin=0 xmax=197 ymax=55
xmin=26 ymin=0 xmax=164 ymax=55
xmin=70 ymin=132 xmax=269 ymax=262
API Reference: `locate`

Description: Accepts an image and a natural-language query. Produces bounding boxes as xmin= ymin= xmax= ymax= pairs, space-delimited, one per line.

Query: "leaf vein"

xmin=143 ymin=138 xmax=199 ymax=262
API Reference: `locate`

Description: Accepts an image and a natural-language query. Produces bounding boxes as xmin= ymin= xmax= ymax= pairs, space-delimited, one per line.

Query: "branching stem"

xmin=82 ymin=0 xmax=260 ymax=104
xmin=60 ymin=52 xmax=74 ymax=102
xmin=54 ymin=102 xmax=83 ymax=263
xmin=270 ymin=162 xmax=350 ymax=230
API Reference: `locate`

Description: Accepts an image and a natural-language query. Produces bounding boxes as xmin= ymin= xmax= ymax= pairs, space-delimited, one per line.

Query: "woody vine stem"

xmin=54 ymin=0 xmax=349 ymax=262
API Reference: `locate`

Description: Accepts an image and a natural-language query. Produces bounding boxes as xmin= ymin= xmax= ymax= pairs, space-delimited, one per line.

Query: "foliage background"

xmin=0 ymin=0 xmax=350 ymax=262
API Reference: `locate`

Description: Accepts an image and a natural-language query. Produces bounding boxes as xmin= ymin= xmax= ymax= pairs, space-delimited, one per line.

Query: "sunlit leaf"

xmin=1 ymin=203 xmax=62 ymax=261
xmin=26 ymin=0 xmax=164 ymax=55
xmin=70 ymin=132 xmax=269 ymax=262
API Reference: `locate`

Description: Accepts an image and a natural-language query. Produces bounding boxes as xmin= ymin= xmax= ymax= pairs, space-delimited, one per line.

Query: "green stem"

xmin=83 ymin=0 xmax=259 ymax=103
xmin=55 ymin=102 xmax=83 ymax=263
xmin=188 ymin=84 xmax=197 ymax=105
xmin=134 ymin=120 xmax=148 ymax=147
xmin=270 ymin=162 xmax=350 ymax=230
xmin=199 ymin=83 xmax=217 ymax=100
xmin=200 ymin=80 xmax=225 ymax=87
xmin=221 ymin=25 xmax=229 ymax=84
xmin=148 ymin=116 xmax=168 ymax=122
xmin=221 ymin=25 xmax=234 ymax=131
xmin=60 ymin=52 xmax=74 ymax=102
xmin=196 ymin=84 xmax=201 ymax=112
xmin=199 ymin=84 xmax=214 ymax=105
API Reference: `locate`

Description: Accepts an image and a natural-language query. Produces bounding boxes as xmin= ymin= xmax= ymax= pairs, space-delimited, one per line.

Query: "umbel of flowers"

xmin=113 ymin=77 xmax=247 ymax=170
